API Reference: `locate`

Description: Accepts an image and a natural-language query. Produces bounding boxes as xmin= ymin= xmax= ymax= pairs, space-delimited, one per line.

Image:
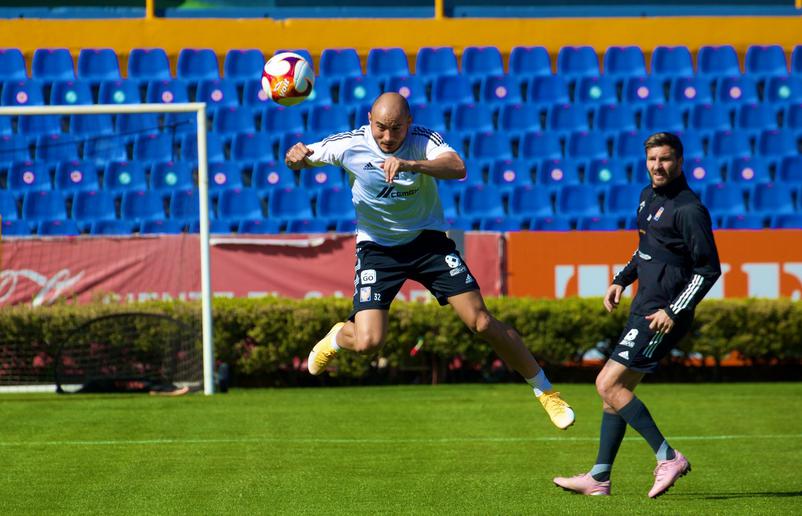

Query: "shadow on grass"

xmin=677 ymin=491 xmax=802 ymax=500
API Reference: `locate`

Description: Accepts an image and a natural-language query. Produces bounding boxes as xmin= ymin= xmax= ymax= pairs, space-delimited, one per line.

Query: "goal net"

xmin=0 ymin=103 xmax=214 ymax=394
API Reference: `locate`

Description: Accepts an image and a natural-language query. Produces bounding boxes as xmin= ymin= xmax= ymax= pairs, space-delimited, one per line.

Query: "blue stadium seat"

xmin=558 ymin=184 xmax=601 ymax=217
xmin=0 ymin=190 xmax=19 ymax=221
xmin=261 ymin=105 xmax=305 ymax=133
xmin=38 ymin=219 xmax=79 ymax=236
xmin=684 ymin=157 xmax=723 ymax=187
xmin=278 ymin=131 xmax=323 ymax=160
xmin=1 ymin=80 xmax=44 ymax=106
xmin=459 ymin=183 xmax=505 ymax=219
xmin=121 ymin=190 xmax=166 ymax=223
xmin=716 ymin=76 xmax=758 ymax=105
xmin=196 ymin=78 xmax=239 ymax=109
xmin=1 ymin=219 xmax=32 ymax=236
xmin=785 ymin=104 xmax=802 ymax=132
xmin=177 ymin=48 xmax=219 ymax=82
xmin=445 ymin=216 xmax=473 ymax=231
xmin=587 ymin=159 xmax=629 ymax=188
xmin=479 ymin=216 xmax=526 ymax=231
xmin=268 ymin=187 xmax=313 ymax=221
xmin=757 ymin=129 xmax=797 ymax=158
xmin=751 ymin=182 xmax=795 ymax=214
xmin=366 ymin=47 xmax=409 ymax=82
xmin=604 ymin=46 xmax=646 ymax=80
xmin=17 ymin=114 xmax=61 ymax=141
xmin=615 ymin=130 xmax=652 ymax=159
xmin=190 ymin=219 xmax=234 ymax=234
xmin=69 ymin=114 xmax=114 ymax=136
xmin=163 ymin=112 xmax=197 ymax=136
xmin=453 ymin=104 xmax=494 ymax=133
xmin=237 ymin=218 xmax=281 ymax=234
xmin=499 ymin=103 xmax=541 ymax=134
xmin=538 ymin=158 xmax=581 ymax=188
xmin=575 ymin=76 xmax=617 ymax=105
xmin=778 ymin=155 xmax=802 ymax=183
xmin=213 ymin=106 xmax=255 ymax=136
xmin=208 ymin=161 xmax=244 ymax=194
xmin=416 ymin=47 xmax=458 ymax=82
xmin=168 ymin=188 xmax=200 ymax=222
xmin=764 ymin=76 xmax=802 ymax=105
xmin=150 ymin=161 xmax=193 ymax=196
xmin=146 ymin=79 xmax=189 ymax=104
xmin=721 ymin=214 xmax=765 ymax=229
xmin=470 ymin=132 xmax=513 ymax=161
xmin=461 ymin=46 xmax=503 ymax=83
xmin=141 ymin=219 xmax=185 ymax=234
xmin=231 ymin=132 xmax=274 ymax=163
xmin=286 ymin=218 xmax=329 ymax=233
xmin=77 ymin=48 xmax=120 ymax=83
xmin=181 ymin=132 xmax=224 ymax=164
xmin=479 ymin=75 xmax=522 ymax=106
xmin=605 ymin=183 xmax=644 ymax=216
xmin=698 ymin=45 xmax=740 ymax=77
xmin=0 ymin=116 xmax=10 ymax=136
xmin=353 ymin=103 xmax=372 ymax=127
xmin=104 ymin=161 xmax=147 ymax=196
xmin=410 ymin=103 xmax=447 ymax=132
xmin=32 ymin=48 xmax=75 ymax=83
xmin=35 ymin=134 xmax=79 ymax=163
xmin=133 ymin=133 xmax=173 ymax=164
xmin=50 ymin=80 xmax=93 ymax=105
xmin=509 ymin=46 xmax=551 ymax=80
xmin=489 ymin=159 xmax=534 ymax=197
xmin=339 ymin=75 xmax=381 ymax=106
xmin=642 ymin=104 xmax=684 ymax=132
xmin=300 ymin=165 xmax=343 ymax=192
xmin=385 ymin=75 xmax=427 ymax=105
xmin=771 ymin=213 xmax=802 ymax=229
xmin=334 ymin=218 xmax=357 ymax=233
xmin=8 ymin=161 xmax=51 ymax=198
xmin=128 ymin=48 xmax=171 ymax=83
xmin=567 ymin=131 xmax=607 ymax=160
xmin=319 ymin=48 xmax=362 ymax=79
xmin=84 ymin=137 xmax=127 ymax=164
xmin=744 ymin=45 xmax=788 ymax=81
xmin=669 ymin=76 xmax=713 ymax=106
xmin=622 ymin=76 xmax=665 ymax=105
xmin=316 ymin=186 xmax=354 ymax=222
xmin=0 ymin=48 xmax=26 ymax=82
xmin=22 ymin=190 xmax=66 ymax=222
xmin=520 ymin=131 xmax=562 ymax=160
xmin=224 ymin=49 xmax=265 ymax=86
xmin=577 ymin=215 xmax=621 ymax=231
xmin=242 ymin=80 xmax=272 ymax=107
xmin=71 ymin=190 xmax=117 ymax=231
xmin=308 ymin=104 xmax=351 ymax=133
xmin=557 ymin=46 xmax=600 ymax=80
xmin=527 ymin=75 xmax=570 ymax=106
xmin=710 ymin=130 xmax=751 ymax=159
xmin=531 ymin=215 xmax=572 ymax=231
xmin=431 ymin=75 xmax=474 ymax=105
xmin=303 ymin=76 xmax=335 ymax=107
xmin=651 ymin=46 xmax=694 ymax=77
xmin=98 ymin=79 xmax=140 ymax=104
xmin=689 ymin=103 xmax=731 ymax=133
xmin=675 ymin=130 xmax=705 ymax=160
xmin=439 ymin=188 xmax=458 ymax=219
xmin=547 ymin=104 xmax=590 ymax=134
xmin=729 ymin=156 xmax=771 ymax=186
xmin=509 ymin=185 xmax=554 ymax=219
xmin=251 ymin=161 xmax=295 ymax=196
xmin=737 ymin=104 xmax=778 ymax=137
xmin=595 ymin=104 xmax=637 ymax=134
xmin=703 ymin=183 xmax=746 ymax=216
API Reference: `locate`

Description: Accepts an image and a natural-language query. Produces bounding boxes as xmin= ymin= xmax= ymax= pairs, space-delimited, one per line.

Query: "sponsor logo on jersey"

xmin=465 ymin=274 xmax=474 ymax=284
xmin=653 ymin=207 xmax=664 ymax=221
xmin=450 ymin=266 xmax=466 ymax=276
xmin=363 ymin=162 xmax=379 ymax=171
xmin=360 ymin=269 xmax=376 ymax=285
xmin=376 ymin=186 xmax=420 ymax=199
xmin=445 ymin=254 xmax=461 ymax=269
xmin=359 ymin=286 xmax=372 ymax=302
xmin=618 ymin=350 xmax=630 ymax=360
xmin=638 ymin=200 xmax=646 ymax=213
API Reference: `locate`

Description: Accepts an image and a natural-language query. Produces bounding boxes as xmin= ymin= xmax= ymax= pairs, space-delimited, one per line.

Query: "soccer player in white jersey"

xmin=285 ymin=93 xmax=574 ymax=430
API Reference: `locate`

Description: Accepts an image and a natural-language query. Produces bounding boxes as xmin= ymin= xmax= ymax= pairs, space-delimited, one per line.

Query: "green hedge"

xmin=1 ymin=297 xmax=801 ymax=383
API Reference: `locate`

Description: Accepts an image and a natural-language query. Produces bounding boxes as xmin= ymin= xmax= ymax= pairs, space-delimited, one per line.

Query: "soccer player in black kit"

xmin=554 ymin=132 xmax=721 ymax=498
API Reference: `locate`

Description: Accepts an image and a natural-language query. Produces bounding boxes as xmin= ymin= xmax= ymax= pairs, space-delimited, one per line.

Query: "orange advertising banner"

xmin=506 ymin=229 xmax=802 ymax=299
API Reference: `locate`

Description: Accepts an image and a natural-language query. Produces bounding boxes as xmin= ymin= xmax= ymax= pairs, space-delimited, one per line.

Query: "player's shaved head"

xmin=368 ymin=93 xmax=412 ymax=153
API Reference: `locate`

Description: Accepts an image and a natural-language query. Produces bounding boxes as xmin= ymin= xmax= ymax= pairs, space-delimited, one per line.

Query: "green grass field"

xmin=1 ymin=383 xmax=800 ymax=515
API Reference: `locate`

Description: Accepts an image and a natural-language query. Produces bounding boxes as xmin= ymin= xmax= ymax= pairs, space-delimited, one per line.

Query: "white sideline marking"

xmin=0 ymin=434 xmax=800 ymax=448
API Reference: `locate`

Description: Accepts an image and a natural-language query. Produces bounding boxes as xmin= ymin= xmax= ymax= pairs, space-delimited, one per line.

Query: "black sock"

xmin=618 ymin=396 xmax=674 ymax=460
xmin=591 ymin=411 xmax=627 ymax=481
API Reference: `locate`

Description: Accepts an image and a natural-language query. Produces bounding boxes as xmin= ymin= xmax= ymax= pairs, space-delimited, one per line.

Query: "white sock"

xmin=330 ymin=329 xmax=341 ymax=351
xmin=525 ymin=370 xmax=552 ymax=397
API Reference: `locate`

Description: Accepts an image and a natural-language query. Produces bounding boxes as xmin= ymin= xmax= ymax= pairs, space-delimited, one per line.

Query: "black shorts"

xmin=609 ymin=312 xmax=692 ymax=373
xmin=348 ymin=230 xmax=480 ymax=320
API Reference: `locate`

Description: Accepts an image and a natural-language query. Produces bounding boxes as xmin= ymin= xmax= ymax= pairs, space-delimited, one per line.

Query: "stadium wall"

xmin=2 ymin=16 xmax=802 ymax=66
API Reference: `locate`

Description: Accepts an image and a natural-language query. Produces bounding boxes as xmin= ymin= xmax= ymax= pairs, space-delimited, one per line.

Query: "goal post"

xmin=0 ymin=102 xmax=215 ymax=395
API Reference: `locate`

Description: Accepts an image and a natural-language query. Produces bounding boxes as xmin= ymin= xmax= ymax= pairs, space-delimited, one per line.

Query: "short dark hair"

xmin=644 ymin=132 xmax=683 ymax=159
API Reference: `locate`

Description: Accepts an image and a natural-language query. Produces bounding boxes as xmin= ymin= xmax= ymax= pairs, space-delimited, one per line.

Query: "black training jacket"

xmin=612 ymin=174 xmax=722 ymax=319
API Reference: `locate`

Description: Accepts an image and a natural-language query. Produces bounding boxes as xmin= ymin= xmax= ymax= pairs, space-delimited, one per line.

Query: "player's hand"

xmin=379 ymin=157 xmax=410 ymax=183
xmin=603 ymin=284 xmax=624 ymax=313
xmin=645 ymin=309 xmax=675 ymax=334
xmin=285 ymin=142 xmax=313 ymax=170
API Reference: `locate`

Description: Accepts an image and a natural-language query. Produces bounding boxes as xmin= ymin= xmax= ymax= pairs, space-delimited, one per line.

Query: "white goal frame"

xmin=0 ymin=103 xmax=215 ymax=395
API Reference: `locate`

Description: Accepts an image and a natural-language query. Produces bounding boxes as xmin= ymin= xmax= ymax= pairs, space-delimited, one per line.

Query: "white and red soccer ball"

xmin=261 ymin=52 xmax=315 ymax=107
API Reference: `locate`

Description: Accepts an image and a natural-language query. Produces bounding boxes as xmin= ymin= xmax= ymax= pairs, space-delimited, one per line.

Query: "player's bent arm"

xmin=285 ymin=142 xmax=314 ymax=170
xmin=612 ymin=249 xmax=639 ymax=288
xmin=405 ymin=151 xmax=466 ymax=180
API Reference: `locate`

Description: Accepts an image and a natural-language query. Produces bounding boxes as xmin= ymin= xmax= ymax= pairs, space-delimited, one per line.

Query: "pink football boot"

xmin=648 ymin=450 xmax=691 ymax=498
xmin=553 ymin=473 xmax=611 ymax=496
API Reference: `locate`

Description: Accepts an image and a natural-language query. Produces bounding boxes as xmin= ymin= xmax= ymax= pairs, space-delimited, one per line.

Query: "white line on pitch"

xmin=0 ymin=434 xmax=800 ymax=447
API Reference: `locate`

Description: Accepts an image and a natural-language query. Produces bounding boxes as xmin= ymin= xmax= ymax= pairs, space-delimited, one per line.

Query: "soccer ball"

xmin=261 ymin=52 xmax=315 ymax=107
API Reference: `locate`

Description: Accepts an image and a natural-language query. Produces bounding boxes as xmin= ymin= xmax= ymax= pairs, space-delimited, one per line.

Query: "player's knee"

xmin=353 ymin=331 xmax=385 ymax=353
xmin=468 ymin=310 xmax=494 ymax=335
xmin=595 ymin=374 xmax=614 ymax=401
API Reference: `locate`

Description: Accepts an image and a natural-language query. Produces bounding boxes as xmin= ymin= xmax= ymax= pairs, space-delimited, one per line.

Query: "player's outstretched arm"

xmin=284 ymin=142 xmax=314 ymax=170
xmin=381 ymin=151 xmax=466 ymax=182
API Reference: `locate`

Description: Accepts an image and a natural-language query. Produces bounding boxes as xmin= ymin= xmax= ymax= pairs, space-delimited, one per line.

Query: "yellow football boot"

xmin=538 ymin=391 xmax=575 ymax=430
xmin=307 ymin=322 xmax=345 ymax=375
